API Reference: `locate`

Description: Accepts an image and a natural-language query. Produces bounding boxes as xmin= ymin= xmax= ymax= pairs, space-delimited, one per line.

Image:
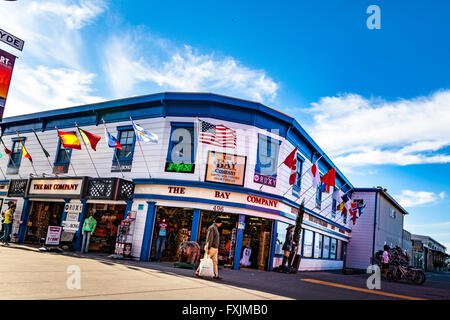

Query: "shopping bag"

xmin=198 ymin=252 xmax=215 ymax=278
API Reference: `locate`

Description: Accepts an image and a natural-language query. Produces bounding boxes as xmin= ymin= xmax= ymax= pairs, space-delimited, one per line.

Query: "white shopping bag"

xmin=198 ymin=252 xmax=215 ymax=278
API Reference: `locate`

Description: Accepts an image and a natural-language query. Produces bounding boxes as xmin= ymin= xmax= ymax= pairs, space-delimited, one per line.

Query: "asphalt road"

xmin=1 ymin=244 xmax=449 ymax=300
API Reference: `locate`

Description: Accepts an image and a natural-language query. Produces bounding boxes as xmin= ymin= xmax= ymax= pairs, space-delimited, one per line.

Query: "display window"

xmin=25 ymin=201 xmax=64 ymax=244
xmin=274 ymin=221 xmax=289 ymax=256
xmin=87 ymin=203 xmax=126 ymax=253
xmin=151 ymin=206 xmax=193 ymax=262
xmin=302 ymin=229 xmax=313 ymax=258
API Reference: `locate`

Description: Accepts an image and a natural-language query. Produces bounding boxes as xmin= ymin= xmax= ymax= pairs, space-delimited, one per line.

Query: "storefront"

xmin=25 ymin=200 xmax=65 ymax=244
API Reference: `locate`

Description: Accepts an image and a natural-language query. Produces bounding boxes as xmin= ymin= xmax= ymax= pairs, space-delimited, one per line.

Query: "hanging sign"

xmin=62 ymin=221 xmax=80 ymax=233
xmin=0 ymin=29 xmax=25 ymax=51
xmin=0 ymin=48 xmax=16 ymax=121
xmin=205 ymin=151 xmax=246 ymax=186
xmin=64 ymin=203 xmax=83 ymax=214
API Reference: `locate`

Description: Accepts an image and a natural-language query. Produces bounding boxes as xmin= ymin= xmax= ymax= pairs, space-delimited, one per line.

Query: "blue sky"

xmin=0 ymin=0 xmax=449 ymax=250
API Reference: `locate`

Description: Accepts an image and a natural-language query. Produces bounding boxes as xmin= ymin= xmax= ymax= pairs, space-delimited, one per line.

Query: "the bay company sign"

xmin=26 ymin=178 xmax=87 ymax=198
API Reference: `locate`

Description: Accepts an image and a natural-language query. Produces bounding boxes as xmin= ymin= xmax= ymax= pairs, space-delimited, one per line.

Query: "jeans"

xmin=155 ymin=236 xmax=166 ymax=261
xmin=81 ymin=231 xmax=91 ymax=253
xmin=3 ymin=223 xmax=11 ymax=244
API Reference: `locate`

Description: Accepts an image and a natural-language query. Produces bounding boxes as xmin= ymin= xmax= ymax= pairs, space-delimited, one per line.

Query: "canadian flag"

xmin=310 ymin=160 xmax=321 ymax=189
xmin=349 ymin=202 xmax=358 ymax=225
xmin=283 ymin=147 xmax=297 ymax=185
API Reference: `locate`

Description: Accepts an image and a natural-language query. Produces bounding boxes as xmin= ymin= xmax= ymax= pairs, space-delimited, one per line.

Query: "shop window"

xmin=275 ymin=221 xmax=289 ymax=256
xmin=292 ymin=154 xmax=304 ymax=196
xmin=25 ymin=201 xmax=65 ymax=244
xmin=54 ymin=136 xmax=72 ymax=165
xmin=165 ymin=123 xmax=195 ymax=173
xmin=255 ymin=134 xmax=281 ymax=178
xmin=313 ymin=233 xmax=323 ymax=259
xmin=115 ymin=127 xmax=136 ymax=162
xmin=322 ymin=235 xmax=330 ymax=259
xmin=330 ymin=238 xmax=337 ymax=260
xmin=7 ymin=138 xmax=23 ymax=168
xmin=302 ymin=229 xmax=313 ymax=258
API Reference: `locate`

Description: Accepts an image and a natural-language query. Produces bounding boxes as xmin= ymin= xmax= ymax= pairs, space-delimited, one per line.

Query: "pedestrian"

xmin=382 ymin=245 xmax=390 ymax=277
xmin=196 ymin=217 xmax=222 ymax=280
xmin=81 ymin=211 xmax=97 ymax=253
xmin=281 ymin=225 xmax=295 ymax=269
xmin=154 ymin=217 xmax=168 ymax=262
xmin=0 ymin=201 xmax=14 ymax=242
xmin=2 ymin=204 xmax=15 ymax=246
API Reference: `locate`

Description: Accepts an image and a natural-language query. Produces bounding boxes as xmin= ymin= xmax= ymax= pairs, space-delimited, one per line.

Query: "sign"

xmin=165 ymin=162 xmax=195 ymax=173
xmin=138 ymin=204 xmax=144 ymax=211
xmin=246 ymin=195 xmax=278 ymax=208
xmin=0 ymin=48 xmax=16 ymax=121
xmin=64 ymin=203 xmax=83 ymax=214
xmin=0 ymin=29 xmax=25 ymax=51
xmin=253 ymin=173 xmax=277 ymax=187
xmin=27 ymin=178 xmax=84 ymax=198
xmin=53 ymin=164 xmax=69 ymax=174
xmin=66 ymin=212 xmax=79 ymax=221
xmin=111 ymin=161 xmax=132 ymax=172
xmin=45 ymin=226 xmax=62 ymax=245
xmin=205 ymin=151 xmax=246 ymax=186
xmin=127 ymin=211 xmax=137 ymax=219
xmin=62 ymin=221 xmax=80 ymax=233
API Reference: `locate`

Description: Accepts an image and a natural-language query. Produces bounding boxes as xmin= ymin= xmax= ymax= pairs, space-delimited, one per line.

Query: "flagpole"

xmin=55 ymin=125 xmax=78 ymax=177
xmin=130 ymin=116 xmax=152 ymax=179
xmin=0 ymin=136 xmax=22 ymax=179
xmin=32 ymin=129 xmax=57 ymax=176
xmin=101 ymin=119 xmax=124 ymax=179
xmin=75 ymin=122 xmax=100 ymax=178
xmin=16 ymin=130 xmax=38 ymax=176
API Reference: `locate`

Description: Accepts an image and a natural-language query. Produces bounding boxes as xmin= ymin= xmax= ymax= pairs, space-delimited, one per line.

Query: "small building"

xmin=411 ymin=234 xmax=447 ymax=272
xmin=345 ymin=187 xmax=408 ymax=270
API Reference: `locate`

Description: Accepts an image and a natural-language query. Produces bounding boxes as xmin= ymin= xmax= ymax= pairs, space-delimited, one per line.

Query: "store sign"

xmin=205 ymin=151 xmax=246 ymax=186
xmin=246 ymin=195 xmax=279 ymax=208
xmin=111 ymin=161 xmax=132 ymax=172
xmin=64 ymin=203 xmax=83 ymax=214
xmin=253 ymin=173 xmax=277 ymax=187
xmin=28 ymin=178 xmax=84 ymax=198
xmin=45 ymin=226 xmax=62 ymax=245
xmin=165 ymin=162 xmax=195 ymax=173
xmin=66 ymin=213 xmax=79 ymax=222
xmin=53 ymin=164 xmax=69 ymax=174
xmin=62 ymin=221 xmax=80 ymax=233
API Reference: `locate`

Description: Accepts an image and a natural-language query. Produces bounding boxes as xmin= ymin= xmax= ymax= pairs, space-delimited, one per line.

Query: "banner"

xmin=0 ymin=48 xmax=16 ymax=121
xmin=205 ymin=151 xmax=246 ymax=186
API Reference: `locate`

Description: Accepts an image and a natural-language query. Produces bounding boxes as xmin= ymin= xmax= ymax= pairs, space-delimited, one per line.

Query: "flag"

xmin=32 ymin=129 xmax=50 ymax=158
xmin=358 ymin=204 xmax=366 ymax=217
xmin=78 ymin=127 xmax=101 ymax=151
xmin=283 ymin=147 xmax=297 ymax=185
xmin=341 ymin=193 xmax=350 ymax=203
xmin=58 ymin=130 xmax=82 ymax=150
xmin=22 ymin=145 xmax=32 ymax=162
xmin=4 ymin=147 xmax=12 ymax=156
xmin=349 ymin=202 xmax=358 ymax=224
xmin=309 ymin=160 xmax=321 ymax=189
xmin=199 ymin=120 xmax=237 ymax=148
xmin=131 ymin=120 xmax=158 ymax=143
xmin=320 ymin=167 xmax=336 ymax=193
xmin=332 ymin=187 xmax=343 ymax=203
xmin=104 ymin=128 xmax=122 ymax=149
xmin=341 ymin=204 xmax=347 ymax=216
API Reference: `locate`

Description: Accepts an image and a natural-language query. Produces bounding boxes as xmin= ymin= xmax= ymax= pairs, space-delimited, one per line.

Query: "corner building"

xmin=0 ymin=92 xmax=353 ymax=271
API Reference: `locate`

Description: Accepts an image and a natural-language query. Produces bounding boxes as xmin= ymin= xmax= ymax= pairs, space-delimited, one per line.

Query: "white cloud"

xmin=103 ymin=35 xmax=279 ymax=102
xmin=395 ymin=189 xmax=445 ymax=208
xmin=304 ymin=91 xmax=450 ymax=168
xmin=5 ymin=64 xmax=104 ymax=117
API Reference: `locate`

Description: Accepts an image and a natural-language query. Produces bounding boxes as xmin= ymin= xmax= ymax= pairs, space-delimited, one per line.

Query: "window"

xmin=322 ymin=236 xmax=330 ymax=259
xmin=343 ymin=212 xmax=347 ymax=224
xmin=315 ymin=181 xmax=323 ymax=209
xmin=389 ymin=208 xmax=396 ymax=219
xmin=331 ymin=198 xmax=337 ymax=218
xmin=293 ymin=155 xmax=304 ymax=196
xmin=275 ymin=221 xmax=289 ymax=256
xmin=165 ymin=123 xmax=195 ymax=173
xmin=313 ymin=233 xmax=323 ymax=258
xmin=54 ymin=136 xmax=72 ymax=164
xmin=8 ymin=139 xmax=22 ymax=168
xmin=302 ymin=229 xmax=313 ymax=258
xmin=255 ymin=134 xmax=281 ymax=177
xmin=330 ymin=238 xmax=337 ymax=260
xmin=115 ymin=128 xmax=135 ymax=161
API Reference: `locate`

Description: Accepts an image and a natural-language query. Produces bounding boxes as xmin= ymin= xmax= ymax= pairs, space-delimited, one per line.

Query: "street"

xmin=1 ymin=244 xmax=449 ymax=300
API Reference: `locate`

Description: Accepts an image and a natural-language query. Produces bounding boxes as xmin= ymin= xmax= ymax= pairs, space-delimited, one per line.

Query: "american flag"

xmin=199 ymin=120 xmax=237 ymax=148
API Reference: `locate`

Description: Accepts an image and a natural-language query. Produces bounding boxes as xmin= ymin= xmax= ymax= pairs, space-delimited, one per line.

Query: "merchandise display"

xmin=25 ymin=201 xmax=64 ymax=245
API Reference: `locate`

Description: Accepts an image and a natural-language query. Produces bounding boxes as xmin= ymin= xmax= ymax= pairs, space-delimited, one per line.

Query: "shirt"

xmin=206 ymin=224 xmax=220 ymax=249
xmin=4 ymin=209 xmax=13 ymax=224
xmin=158 ymin=221 xmax=168 ymax=237
xmin=382 ymin=251 xmax=389 ymax=264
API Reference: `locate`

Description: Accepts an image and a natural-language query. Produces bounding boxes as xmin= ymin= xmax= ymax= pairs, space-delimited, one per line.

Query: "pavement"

xmin=1 ymin=243 xmax=449 ymax=300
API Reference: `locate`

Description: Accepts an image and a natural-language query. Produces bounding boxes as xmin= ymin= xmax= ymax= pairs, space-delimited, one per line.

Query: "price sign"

xmin=45 ymin=226 xmax=62 ymax=245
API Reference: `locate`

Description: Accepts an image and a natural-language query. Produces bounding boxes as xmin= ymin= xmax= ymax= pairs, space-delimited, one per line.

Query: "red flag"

xmin=4 ymin=147 xmax=12 ymax=156
xmin=78 ymin=127 xmax=101 ymax=151
xmin=320 ymin=167 xmax=336 ymax=193
xmin=283 ymin=147 xmax=297 ymax=185
xmin=350 ymin=202 xmax=358 ymax=224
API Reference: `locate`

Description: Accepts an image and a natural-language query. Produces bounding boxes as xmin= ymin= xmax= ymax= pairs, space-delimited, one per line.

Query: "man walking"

xmin=196 ymin=217 xmax=222 ymax=280
xmin=2 ymin=204 xmax=15 ymax=246
xmin=81 ymin=212 xmax=97 ymax=253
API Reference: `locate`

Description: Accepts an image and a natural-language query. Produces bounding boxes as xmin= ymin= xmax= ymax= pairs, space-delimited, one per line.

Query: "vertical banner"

xmin=0 ymin=48 xmax=16 ymax=121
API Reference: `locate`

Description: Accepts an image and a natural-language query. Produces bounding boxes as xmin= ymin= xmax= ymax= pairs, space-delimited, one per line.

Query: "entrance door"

xmin=241 ymin=216 xmax=273 ymax=270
